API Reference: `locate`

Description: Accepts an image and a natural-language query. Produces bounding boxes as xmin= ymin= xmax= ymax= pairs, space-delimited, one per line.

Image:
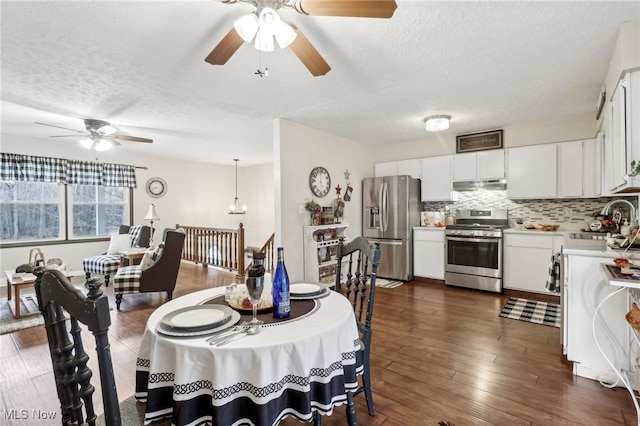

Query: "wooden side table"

xmin=119 ymin=248 xmax=148 ymax=267
xmin=4 ymin=269 xmax=85 ymax=318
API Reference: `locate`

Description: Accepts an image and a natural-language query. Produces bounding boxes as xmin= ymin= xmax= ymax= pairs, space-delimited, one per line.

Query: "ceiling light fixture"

xmin=233 ymin=5 xmax=297 ymax=53
xmin=79 ymin=137 xmax=115 ymax=151
xmin=423 ymin=115 xmax=451 ymax=132
xmin=229 ymin=159 xmax=247 ymax=215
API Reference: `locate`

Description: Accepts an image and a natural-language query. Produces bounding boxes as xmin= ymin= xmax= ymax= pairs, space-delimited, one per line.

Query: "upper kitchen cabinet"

xmin=396 ymin=159 xmax=421 ymax=179
xmin=420 ymin=155 xmax=454 ymax=201
xmin=609 ymin=71 xmax=640 ymax=194
xmin=583 ymin=136 xmax=602 ymax=198
xmin=453 ymin=150 xmax=505 ymax=181
xmin=507 ymin=144 xmax=557 ymax=199
xmin=557 ymin=140 xmax=583 ymax=198
xmin=374 ymin=161 xmax=398 ymax=177
xmin=374 ymin=159 xmax=421 ymax=179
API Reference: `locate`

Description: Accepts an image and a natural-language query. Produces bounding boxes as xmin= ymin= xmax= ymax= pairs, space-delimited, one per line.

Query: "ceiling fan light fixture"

xmin=274 ymin=21 xmax=297 ymax=48
xmin=94 ymin=138 xmax=114 ymax=151
xmin=258 ymin=7 xmax=280 ymax=33
xmin=80 ymin=138 xmax=94 ymax=149
xmin=254 ymin=29 xmax=275 ymax=52
xmin=424 ymin=115 xmax=451 ymax=132
xmin=234 ymin=13 xmax=259 ymax=42
xmin=96 ymin=124 xmax=118 ymax=135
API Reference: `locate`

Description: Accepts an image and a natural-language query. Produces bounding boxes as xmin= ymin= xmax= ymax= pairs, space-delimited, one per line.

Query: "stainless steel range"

xmin=445 ymin=209 xmax=509 ymax=293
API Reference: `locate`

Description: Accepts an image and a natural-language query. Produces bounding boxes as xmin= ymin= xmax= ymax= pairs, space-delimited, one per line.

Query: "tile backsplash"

xmin=422 ymin=190 xmax=639 ymax=229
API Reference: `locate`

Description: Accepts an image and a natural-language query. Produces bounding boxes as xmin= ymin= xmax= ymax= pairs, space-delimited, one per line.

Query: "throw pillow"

xmin=107 ymin=234 xmax=133 ymax=255
xmin=140 ymin=249 xmax=155 ymax=269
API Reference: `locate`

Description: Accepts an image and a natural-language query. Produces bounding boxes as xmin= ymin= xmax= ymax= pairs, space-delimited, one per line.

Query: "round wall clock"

xmin=146 ymin=177 xmax=167 ymax=198
xmin=309 ymin=166 xmax=331 ymax=198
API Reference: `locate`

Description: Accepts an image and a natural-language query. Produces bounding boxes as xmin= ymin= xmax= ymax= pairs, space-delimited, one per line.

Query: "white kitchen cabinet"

xmin=452 ymin=150 xmax=505 ymax=181
xmin=420 ymin=155 xmax=454 ymax=201
xmin=557 ymin=140 xmax=583 ymax=198
xmin=609 ymin=71 xmax=640 ymax=193
xmin=374 ymin=161 xmax=398 ymax=177
xmin=397 ymin=158 xmax=421 ymax=179
xmin=503 ymin=232 xmax=563 ymax=293
xmin=583 ymin=136 xmax=601 ymax=198
xmin=303 ymin=224 xmax=349 ymax=284
xmin=413 ymin=228 xmax=445 ymax=279
xmin=563 ymin=252 xmax=630 ymax=383
xmin=507 ymin=144 xmax=557 ymax=199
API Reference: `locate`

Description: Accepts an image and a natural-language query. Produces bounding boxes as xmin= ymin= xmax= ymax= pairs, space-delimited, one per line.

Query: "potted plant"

xmin=305 ymin=200 xmax=322 ymax=225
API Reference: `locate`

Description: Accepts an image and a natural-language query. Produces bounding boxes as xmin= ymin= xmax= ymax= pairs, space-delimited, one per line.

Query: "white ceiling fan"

xmin=36 ymin=119 xmax=153 ymax=151
xmin=205 ymin=0 xmax=398 ymax=76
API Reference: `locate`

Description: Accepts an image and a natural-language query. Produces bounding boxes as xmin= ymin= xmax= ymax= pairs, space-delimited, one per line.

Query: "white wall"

xmin=275 ymin=119 xmax=373 ymax=281
xmin=371 ymin=113 xmax=596 ymax=162
xmin=0 ymin=135 xmax=274 ymax=279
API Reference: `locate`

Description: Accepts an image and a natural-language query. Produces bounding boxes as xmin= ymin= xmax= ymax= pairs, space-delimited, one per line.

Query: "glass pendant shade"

xmin=234 ymin=13 xmax=259 ymax=42
xmin=80 ymin=138 xmax=93 ymax=149
xmin=229 ymin=159 xmax=246 ymax=215
xmin=234 ymin=7 xmax=296 ymax=52
xmin=94 ymin=138 xmax=114 ymax=151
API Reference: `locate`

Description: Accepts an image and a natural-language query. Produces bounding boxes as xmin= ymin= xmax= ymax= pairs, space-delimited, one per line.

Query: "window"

xmin=0 ymin=181 xmax=131 ymax=244
xmin=70 ymin=184 xmax=129 ymax=238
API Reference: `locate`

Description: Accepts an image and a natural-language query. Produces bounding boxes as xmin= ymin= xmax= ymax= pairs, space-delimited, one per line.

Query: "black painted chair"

xmin=34 ymin=267 xmax=123 ymax=425
xmin=334 ymin=237 xmax=381 ymax=421
xmin=113 ymin=229 xmax=185 ymax=310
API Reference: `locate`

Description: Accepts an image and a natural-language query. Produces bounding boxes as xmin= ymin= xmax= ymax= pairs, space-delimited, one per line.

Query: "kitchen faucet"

xmin=600 ymin=199 xmax=637 ymax=225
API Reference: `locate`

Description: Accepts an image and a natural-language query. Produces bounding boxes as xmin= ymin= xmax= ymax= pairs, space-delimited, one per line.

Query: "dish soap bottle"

xmin=621 ymin=219 xmax=631 ymax=237
xmin=272 ymin=247 xmax=291 ymax=319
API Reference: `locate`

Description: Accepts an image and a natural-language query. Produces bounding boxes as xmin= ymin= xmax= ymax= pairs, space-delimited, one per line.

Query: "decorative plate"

xmin=156 ymin=311 xmax=241 ymax=337
xmin=161 ymin=305 xmax=233 ymax=330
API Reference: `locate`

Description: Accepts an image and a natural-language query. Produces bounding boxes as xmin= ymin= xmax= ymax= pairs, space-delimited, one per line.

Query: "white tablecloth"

xmin=135 ymin=287 xmax=361 ymax=426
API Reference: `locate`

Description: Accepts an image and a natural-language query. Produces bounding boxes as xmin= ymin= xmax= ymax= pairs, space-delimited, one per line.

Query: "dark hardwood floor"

xmin=1 ymin=262 xmax=636 ymax=425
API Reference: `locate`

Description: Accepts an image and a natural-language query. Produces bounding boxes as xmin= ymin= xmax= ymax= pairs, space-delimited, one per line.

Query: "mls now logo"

xmin=3 ymin=409 xmax=57 ymax=420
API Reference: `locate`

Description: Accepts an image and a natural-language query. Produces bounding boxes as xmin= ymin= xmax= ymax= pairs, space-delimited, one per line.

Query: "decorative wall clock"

xmin=146 ymin=177 xmax=167 ymax=198
xmin=309 ymin=166 xmax=331 ymax=198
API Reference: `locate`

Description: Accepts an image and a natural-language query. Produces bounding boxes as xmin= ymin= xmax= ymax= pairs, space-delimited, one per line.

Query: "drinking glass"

xmin=245 ymin=276 xmax=264 ymax=325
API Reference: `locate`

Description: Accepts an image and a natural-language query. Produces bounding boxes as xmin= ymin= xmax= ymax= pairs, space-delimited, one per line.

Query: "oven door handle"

xmin=446 ymin=236 xmax=500 ymax=244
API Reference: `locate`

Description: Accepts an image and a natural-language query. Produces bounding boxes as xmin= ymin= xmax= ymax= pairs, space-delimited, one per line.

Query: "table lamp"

xmin=144 ymin=204 xmax=160 ymax=246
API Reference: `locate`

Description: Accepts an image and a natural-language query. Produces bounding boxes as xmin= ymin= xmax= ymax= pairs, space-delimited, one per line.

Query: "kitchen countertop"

xmin=503 ymin=228 xmax=565 ymax=236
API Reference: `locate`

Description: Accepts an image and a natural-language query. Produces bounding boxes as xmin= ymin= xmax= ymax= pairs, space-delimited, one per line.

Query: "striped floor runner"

xmin=499 ymin=297 xmax=561 ymax=328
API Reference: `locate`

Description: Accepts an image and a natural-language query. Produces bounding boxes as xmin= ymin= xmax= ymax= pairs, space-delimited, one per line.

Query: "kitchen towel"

xmin=545 ymin=252 xmax=561 ymax=293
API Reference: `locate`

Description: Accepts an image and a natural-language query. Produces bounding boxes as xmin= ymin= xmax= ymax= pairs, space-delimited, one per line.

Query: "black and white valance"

xmin=0 ymin=153 xmax=137 ymax=188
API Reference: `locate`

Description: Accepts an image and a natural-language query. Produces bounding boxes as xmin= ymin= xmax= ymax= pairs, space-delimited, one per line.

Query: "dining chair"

xmin=113 ymin=229 xmax=185 ymax=310
xmin=334 ymin=236 xmax=381 ymax=417
xmin=34 ymin=267 xmax=125 ymax=425
xmin=82 ymin=224 xmax=151 ymax=287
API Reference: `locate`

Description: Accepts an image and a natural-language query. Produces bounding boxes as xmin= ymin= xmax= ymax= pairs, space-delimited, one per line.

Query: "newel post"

xmin=236 ymin=223 xmax=245 ymax=282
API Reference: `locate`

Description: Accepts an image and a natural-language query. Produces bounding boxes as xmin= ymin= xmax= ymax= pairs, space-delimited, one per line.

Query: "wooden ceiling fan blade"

xmin=115 ymin=135 xmax=153 ymax=143
xmin=205 ymin=27 xmax=244 ymax=65
xmin=49 ymin=135 xmax=84 ymax=138
xmin=289 ymin=27 xmax=331 ymax=77
xmin=35 ymin=122 xmax=86 ymax=134
xmin=293 ymin=0 xmax=397 ymax=18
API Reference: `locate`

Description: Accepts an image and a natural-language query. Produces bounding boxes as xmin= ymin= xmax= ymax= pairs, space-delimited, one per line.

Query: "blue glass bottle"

xmin=272 ymin=247 xmax=291 ymax=319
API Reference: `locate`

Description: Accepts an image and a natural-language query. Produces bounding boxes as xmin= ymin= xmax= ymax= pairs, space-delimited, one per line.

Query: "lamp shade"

xmin=144 ymin=204 xmax=160 ymax=221
xmin=424 ymin=115 xmax=451 ymax=132
xmin=274 ymin=21 xmax=297 ymax=48
xmin=234 ymin=13 xmax=259 ymax=42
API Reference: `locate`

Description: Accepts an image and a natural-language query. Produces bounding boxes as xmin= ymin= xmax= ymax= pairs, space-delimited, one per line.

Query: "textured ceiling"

xmin=1 ymin=1 xmax=639 ymax=166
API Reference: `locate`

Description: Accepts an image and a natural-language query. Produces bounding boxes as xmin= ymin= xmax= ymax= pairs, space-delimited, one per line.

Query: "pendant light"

xmin=229 ymin=159 xmax=247 ymax=215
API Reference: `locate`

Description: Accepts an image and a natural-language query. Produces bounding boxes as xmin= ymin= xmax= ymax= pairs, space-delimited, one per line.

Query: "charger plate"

xmin=161 ymin=305 xmax=233 ymax=330
xmin=156 ymin=311 xmax=241 ymax=337
xmin=290 ymin=282 xmax=329 ymax=297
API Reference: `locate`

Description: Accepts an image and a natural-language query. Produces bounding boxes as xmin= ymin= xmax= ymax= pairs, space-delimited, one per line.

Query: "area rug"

xmin=499 ymin=297 xmax=561 ymax=328
xmin=0 ymin=296 xmax=44 ymax=334
xmin=375 ymin=278 xmax=404 ymax=288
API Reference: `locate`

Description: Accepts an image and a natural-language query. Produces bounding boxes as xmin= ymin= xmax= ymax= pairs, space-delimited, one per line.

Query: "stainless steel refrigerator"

xmin=362 ymin=175 xmax=421 ymax=281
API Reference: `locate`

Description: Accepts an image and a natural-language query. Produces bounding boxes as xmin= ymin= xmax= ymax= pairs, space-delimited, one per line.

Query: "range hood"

xmin=453 ymin=179 xmax=507 ymax=191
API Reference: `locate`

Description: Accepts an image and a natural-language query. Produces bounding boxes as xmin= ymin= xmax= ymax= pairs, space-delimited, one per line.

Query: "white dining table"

xmin=135 ymin=286 xmax=362 ymax=426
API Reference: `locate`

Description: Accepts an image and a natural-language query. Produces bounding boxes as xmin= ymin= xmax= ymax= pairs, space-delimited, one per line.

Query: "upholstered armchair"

xmin=113 ymin=229 xmax=185 ymax=310
xmin=82 ymin=224 xmax=151 ymax=287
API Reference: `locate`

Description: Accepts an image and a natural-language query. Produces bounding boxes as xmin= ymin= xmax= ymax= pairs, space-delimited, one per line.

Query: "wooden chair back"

xmin=34 ymin=268 xmax=120 ymax=425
